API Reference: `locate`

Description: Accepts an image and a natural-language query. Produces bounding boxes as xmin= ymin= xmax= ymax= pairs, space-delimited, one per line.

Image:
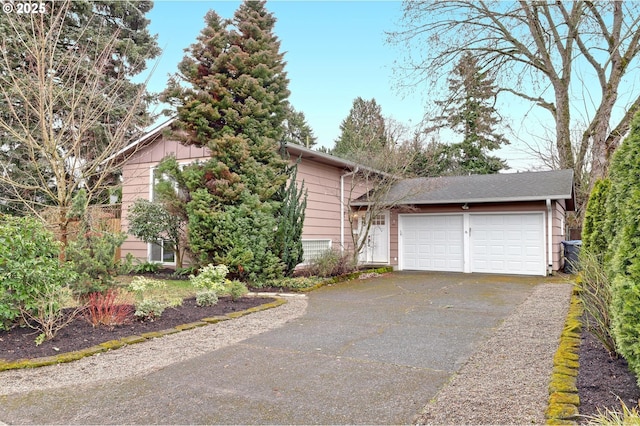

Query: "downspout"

xmin=340 ymin=167 xmax=359 ymax=253
xmin=546 ymin=199 xmax=553 ymax=275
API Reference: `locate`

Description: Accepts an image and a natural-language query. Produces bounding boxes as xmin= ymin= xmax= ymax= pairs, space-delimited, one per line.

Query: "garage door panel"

xmin=470 ymin=213 xmax=545 ymax=276
xmin=401 ymin=215 xmax=463 ymax=272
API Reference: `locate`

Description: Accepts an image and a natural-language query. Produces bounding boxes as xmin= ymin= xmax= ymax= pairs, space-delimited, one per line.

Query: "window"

xmin=149 ymin=239 xmax=175 ymax=264
xmin=301 ymin=239 xmax=332 ymax=264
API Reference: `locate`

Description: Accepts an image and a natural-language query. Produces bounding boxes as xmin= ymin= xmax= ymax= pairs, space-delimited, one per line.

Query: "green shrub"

xmin=225 ymin=280 xmax=248 ymax=301
xmin=132 ymin=261 xmax=162 ymax=275
xmin=134 ymin=299 xmax=167 ymax=321
xmin=196 ymin=290 xmax=218 ymax=307
xmin=605 ymin=112 xmax=640 ymax=383
xmin=190 ymin=264 xmax=228 ymax=294
xmin=305 ymin=249 xmax=357 ymax=278
xmin=66 ymin=230 xmax=127 ymax=297
xmin=582 ymin=178 xmax=611 ymax=257
xmin=0 ymin=216 xmax=77 ymax=330
xmin=127 ymin=276 xmax=174 ymax=321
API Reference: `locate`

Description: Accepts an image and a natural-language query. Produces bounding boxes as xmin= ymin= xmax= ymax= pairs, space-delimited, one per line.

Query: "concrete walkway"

xmin=0 ymin=272 xmax=567 ymax=424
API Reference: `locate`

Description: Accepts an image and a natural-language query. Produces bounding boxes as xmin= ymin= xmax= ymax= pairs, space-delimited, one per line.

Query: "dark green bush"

xmin=582 ymin=178 xmax=611 ymax=257
xmin=605 ymin=112 xmax=640 ymax=383
xmin=0 ymin=216 xmax=77 ymax=329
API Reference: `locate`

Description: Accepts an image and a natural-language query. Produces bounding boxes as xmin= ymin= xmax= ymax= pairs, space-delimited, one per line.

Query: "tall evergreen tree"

xmin=431 ymin=52 xmax=509 ymax=174
xmin=161 ymin=1 xmax=291 ymax=282
xmin=332 ymin=97 xmax=388 ymax=160
xmin=282 ymin=103 xmax=317 ymax=147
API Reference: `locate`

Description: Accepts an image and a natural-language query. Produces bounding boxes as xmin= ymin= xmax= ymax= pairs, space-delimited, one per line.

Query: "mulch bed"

xmin=577 ymin=325 xmax=640 ymax=422
xmin=0 ymin=296 xmax=273 ymax=362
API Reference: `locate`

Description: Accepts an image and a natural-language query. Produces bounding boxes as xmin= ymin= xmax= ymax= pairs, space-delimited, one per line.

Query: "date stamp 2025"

xmin=2 ymin=2 xmax=46 ymax=14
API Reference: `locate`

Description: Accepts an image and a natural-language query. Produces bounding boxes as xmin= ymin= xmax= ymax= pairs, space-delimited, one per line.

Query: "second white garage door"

xmin=470 ymin=213 xmax=545 ymax=275
xmin=399 ymin=213 xmax=546 ymax=276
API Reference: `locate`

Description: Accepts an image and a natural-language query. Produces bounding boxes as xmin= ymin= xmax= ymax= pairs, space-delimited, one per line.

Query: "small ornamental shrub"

xmin=132 ymin=261 xmax=162 ymax=275
xmin=127 ymin=276 xmax=172 ymax=321
xmin=19 ymin=283 xmax=83 ymax=345
xmin=0 ymin=215 xmax=77 ymax=330
xmin=134 ymin=299 xmax=167 ymax=321
xmin=196 ymin=290 xmax=218 ymax=307
xmin=190 ymin=264 xmax=229 ymax=294
xmin=84 ymin=289 xmax=133 ymax=328
xmin=225 ymin=280 xmax=248 ymax=301
xmin=305 ymin=249 xmax=357 ymax=278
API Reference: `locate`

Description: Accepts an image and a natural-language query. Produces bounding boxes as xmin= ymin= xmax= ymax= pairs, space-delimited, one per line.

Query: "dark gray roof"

xmin=352 ymin=169 xmax=575 ymax=210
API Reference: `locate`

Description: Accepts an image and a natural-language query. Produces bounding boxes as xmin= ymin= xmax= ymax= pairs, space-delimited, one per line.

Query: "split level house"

xmin=116 ymin=118 xmax=575 ymax=277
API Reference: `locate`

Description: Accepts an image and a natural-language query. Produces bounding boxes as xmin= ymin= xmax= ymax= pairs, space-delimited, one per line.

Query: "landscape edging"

xmin=0 ymin=297 xmax=286 ymax=372
xmin=545 ymin=285 xmax=583 ymax=425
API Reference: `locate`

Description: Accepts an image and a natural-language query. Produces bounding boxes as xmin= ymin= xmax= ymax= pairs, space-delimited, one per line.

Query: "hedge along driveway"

xmin=0 ymin=272 xmax=554 ymax=425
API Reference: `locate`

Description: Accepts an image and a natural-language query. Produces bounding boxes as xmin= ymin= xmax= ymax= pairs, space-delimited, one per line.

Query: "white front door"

xmin=360 ymin=212 xmax=389 ymax=264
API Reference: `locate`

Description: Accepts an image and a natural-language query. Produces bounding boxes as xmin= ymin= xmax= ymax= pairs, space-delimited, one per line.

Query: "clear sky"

xmin=142 ymin=0 xmax=537 ymax=171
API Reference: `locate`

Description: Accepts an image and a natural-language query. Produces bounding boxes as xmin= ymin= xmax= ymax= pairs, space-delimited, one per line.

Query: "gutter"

xmin=340 ymin=167 xmax=359 ymax=252
xmin=546 ymin=199 xmax=553 ymax=274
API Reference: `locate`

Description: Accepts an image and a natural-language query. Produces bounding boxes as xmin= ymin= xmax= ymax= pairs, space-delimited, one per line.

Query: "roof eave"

xmin=350 ymin=194 xmax=575 ymax=207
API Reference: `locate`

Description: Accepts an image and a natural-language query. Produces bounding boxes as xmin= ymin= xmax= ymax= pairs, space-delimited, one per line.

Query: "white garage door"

xmin=400 ymin=215 xmax=464 ymax=272
xmin=470 ymin=213 xmax=545 ymax=276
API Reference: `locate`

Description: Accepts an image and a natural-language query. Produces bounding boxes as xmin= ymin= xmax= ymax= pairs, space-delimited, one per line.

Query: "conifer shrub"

xmin=605 ymin=112 xmax=640 ymax=383
xmin=582 ymin=178 xmax=611 ymax=257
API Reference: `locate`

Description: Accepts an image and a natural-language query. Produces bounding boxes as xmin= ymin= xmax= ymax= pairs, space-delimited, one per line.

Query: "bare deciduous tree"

xmin=341 ymin=119 xmax=422 ymax=263
xmin=0 ymin=0 xmax=158 ymax=252
xmin=390 ymin=1 xmax=640 ymax=192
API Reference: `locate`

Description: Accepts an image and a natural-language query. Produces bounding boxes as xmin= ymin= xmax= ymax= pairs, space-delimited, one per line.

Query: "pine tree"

xmin=333 ymin=97 xmax=388 ymax=160
xmin=431 ymin=52 xmax=509 ymax=174
xmin=161 ymin=1 xmax=291 ymax=282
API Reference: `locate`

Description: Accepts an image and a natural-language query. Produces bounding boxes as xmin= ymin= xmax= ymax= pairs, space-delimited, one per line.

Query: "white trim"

xmin=147 ymin=240 xmax=176 ymax=266
xmin=546 ymin=199 xmax=553 ymax=274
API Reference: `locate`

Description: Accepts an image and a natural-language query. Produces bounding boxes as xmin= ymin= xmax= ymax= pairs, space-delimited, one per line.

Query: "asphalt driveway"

xmin=0 ymin=272 xmax=556 ymax=424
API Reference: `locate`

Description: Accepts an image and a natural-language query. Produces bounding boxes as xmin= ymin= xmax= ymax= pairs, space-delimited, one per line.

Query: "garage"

xmin=353 ymin=170 xmax=576 ymax=275
xmin=400 ymin=214 xmax=464 ymax=272
xmin=399 ymin=213 xmax=546 ymax=276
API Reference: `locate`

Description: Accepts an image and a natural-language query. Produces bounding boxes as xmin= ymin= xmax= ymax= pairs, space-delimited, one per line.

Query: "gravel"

xmin=0 ymin=294 xmax=308 ymax=396
xmin=414 ymin=282 xmax=573 ymax=425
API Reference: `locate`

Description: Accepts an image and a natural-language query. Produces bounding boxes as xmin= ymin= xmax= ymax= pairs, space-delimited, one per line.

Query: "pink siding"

xmin=120 ymin=138 xmax=209 ymax=263
xmin=120 ymin=136 xmax=367 ymax=264
xmin=295 ymin=157 xmax=367 ymax=252
xmin=553 ymin=199 xmax=568 ymax=271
